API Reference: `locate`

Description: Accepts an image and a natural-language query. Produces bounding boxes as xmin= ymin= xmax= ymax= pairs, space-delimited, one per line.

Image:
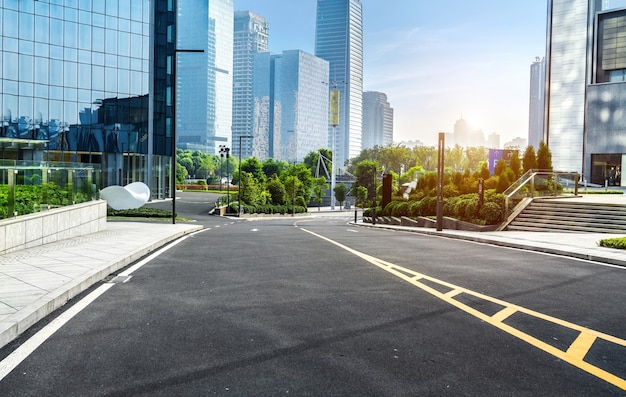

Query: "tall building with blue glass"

xmin=233 ymin=10 xmax=268 ymax=160
xmin=253 ymin=50 xmax=329 ymax=162
xmin=362 ymin=91 xmax=393 ymax=150
xmin=0 ymin=0 xmax=175 ymax=199
xmin=315 ymin=0 xmax=363 ymax=169
xmin=176 ymin=0 xmax=233 ymax=154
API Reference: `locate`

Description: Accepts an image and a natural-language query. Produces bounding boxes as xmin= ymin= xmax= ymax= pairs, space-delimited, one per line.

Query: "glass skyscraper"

xmin=253 ymin=50 xmax=329 ymax=162
xmin=176 ymin=0 xmax=233 ymax=154
xmin=315 ymin=0 xmax=363 ymax=169
xmin=233 ymin=10 xmax=268 ymax=160
xmin=362 ymin=91 xmax=393 ymax=150
xmin=0 ymin=0 xmax=175 ymax=198
xmin=546 ymin=0 xmax=626 ymax=184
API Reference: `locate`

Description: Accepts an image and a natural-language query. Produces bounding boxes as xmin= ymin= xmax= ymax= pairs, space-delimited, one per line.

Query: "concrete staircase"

xmin=505 ymin=198 xmax=626 ymax=233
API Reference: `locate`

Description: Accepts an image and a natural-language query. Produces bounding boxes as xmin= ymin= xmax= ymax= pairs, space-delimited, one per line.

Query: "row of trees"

xmin=177 ymin=141 xmax=553 ymax=221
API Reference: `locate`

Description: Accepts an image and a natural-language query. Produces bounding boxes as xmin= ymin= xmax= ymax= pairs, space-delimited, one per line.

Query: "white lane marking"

xmin=0 ymin=229 xmax=205 ymax=381
xmin=0 ymin=283 xmax=113 ymax=381
xmin=347 ymin=229 xmax=358 ymax=233
xmin=251 ymin=228 xmax=259 ymax=232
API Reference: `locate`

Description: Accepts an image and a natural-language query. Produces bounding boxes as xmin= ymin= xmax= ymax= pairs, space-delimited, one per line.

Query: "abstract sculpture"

xmin=100 ymin=182 xmax=150 ymax=210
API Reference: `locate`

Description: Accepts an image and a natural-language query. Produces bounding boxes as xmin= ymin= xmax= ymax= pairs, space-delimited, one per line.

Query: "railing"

xmin=503 ymin=170 xmax=580 ymax=219
xmin=0 ymin=160 xmax=101 ymax=219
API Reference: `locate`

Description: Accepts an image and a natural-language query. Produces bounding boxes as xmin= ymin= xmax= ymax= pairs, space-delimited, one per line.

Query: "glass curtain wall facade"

xmin=0 ymin=0 xmax=175 ymax=199
xmin=546 ymin=0 xmax=626 ymax=184
xmin=362 ymin=91 xmax=393 ymax=150
xmin=176 ymin=0 xmax=233 ymax=154
xmin=232 ymin=11 xmax=268 ymax=160
xmin=252 ymin=50 xmax=329 ymax=163
xmin=315 ymin=0 xmax=363 ymax=169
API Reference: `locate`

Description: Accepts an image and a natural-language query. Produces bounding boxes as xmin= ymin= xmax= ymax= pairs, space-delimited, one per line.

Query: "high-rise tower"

xmin=362 ymin=92 xmax=394 ymax=150
xmin=176 ymin=0 xmax=233 ymax=154
xmin=233 ymin=11 xmax=268 ymax=160
xmin=315 ymin=0 xmax=363 ymax=169
xmin=546 ymin=0 xmax=626 ymax=184
xmin=528 ymin=57 xmax=545 ymax=149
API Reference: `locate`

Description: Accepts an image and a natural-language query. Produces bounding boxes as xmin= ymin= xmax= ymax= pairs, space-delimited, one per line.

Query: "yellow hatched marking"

xmin=300 ymin=227 xmax=626 ymax=391
xmin=566 ymin=332 xmax=597 ymax=361
xmin=491 ymin=306 xmax=518 ymax=323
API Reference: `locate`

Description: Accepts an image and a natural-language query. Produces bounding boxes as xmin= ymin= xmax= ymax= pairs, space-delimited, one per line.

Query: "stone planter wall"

xmin=0 ymin=200 xmax=107 ymax=254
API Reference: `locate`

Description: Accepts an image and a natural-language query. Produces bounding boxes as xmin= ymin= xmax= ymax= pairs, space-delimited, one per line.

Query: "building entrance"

xmin=590 ymin=154 xmax=622 ymax=186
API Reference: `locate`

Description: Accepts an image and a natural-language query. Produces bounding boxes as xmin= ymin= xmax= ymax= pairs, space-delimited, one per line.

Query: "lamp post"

xmin=220 ymin=146 xmax=230 ymax=211
xmin=171 ymin=48 xmax=205 ymax=224
xmin=238 ymin=135 xmax=253 ymax=216
xmin=219 ymin=144 xmax=226 ymax=192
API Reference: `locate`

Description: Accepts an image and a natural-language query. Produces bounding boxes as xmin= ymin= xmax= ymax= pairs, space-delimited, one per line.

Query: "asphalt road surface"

xmin=1 ymin=193 xmax=625 ymax=396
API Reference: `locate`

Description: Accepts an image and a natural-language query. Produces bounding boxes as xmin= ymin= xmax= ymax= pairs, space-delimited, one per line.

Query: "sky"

xmin=233 ymin=0 xmax=549 ymax=147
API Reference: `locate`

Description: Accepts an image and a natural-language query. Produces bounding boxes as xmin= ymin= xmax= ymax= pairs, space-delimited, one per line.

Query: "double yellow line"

xmin=301 ymin=227 xmax=626 ymax=391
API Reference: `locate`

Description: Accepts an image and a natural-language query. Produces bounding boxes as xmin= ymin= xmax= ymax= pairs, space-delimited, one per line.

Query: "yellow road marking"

xmin=300 ymin=227 xmax=626 ymax=391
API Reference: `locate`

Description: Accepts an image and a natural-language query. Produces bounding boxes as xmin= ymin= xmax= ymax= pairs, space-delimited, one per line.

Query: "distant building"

xmin=487 ymin=132 xmax=501 ymax=149
xmin=233 ymin=11 xmax=268 ymax=160
xmin=176 ymin=0 xmax=233 ymax=154
xmin=452 ymin=117 xmax=485 ymax=147
xmin=362 ymin=91 xmax=394 ymax=149
xmin=397 ymin=140 xmax=424 ymax=148
xmin=315 ymin=0 xmax=363 ymax=167
xmin=253 ymin=50 xmax=329 ymax=162
xmin=503 ymin=137 xmax=527 ymax=150
xmin=528 ymin=57 xmax=545 ymax=149
xmin=545 ymin=0 xmax=626 ymax=184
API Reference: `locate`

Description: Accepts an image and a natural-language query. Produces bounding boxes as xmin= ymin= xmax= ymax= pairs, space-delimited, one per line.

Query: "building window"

xmin=596 ymin=9 xmax=626 ymax=83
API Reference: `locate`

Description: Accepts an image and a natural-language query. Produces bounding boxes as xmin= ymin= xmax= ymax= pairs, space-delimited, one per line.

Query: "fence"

xmin=0 ymin=160 xmax=101 ymax=220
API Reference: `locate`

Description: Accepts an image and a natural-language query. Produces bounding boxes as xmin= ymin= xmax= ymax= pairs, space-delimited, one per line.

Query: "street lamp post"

xmin=238 ymin=135 xmax=253 ymax=216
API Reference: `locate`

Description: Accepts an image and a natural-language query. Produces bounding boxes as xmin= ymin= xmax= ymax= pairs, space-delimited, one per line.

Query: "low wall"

xmin=0 ymin=200 xmax=107 ymax=254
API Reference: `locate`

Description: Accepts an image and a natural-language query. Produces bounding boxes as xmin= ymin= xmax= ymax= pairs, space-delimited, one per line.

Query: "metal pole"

xmin=436 ymin=132 xmax=445 ymax=231
xmin=331 ymin=125 xmax=336 ymax=210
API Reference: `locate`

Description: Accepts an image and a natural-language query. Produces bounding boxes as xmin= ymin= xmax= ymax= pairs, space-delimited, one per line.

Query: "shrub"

xmin=391 ymin=201 xmax=409 ymax=217
xmin=408 ymin=200 xmax=421 ymax=218
xmin=419 ymin=196 xmax=438 ymax=216
xmin=479 ymin=202 xmax=503 ymax=224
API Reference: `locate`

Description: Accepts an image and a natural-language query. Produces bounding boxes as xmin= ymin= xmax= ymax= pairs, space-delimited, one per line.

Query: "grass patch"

xmin=107 ymin=207 xmax=192 ymax=222
xmin=598 ymin=237 xmax=626 ymax=249
xmin=564 ymin=189 xmax=624 ymax=195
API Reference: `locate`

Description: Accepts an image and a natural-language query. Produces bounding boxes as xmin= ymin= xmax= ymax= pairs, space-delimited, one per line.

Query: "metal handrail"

xmin=503 ymin=170 xmax=580 ymax=218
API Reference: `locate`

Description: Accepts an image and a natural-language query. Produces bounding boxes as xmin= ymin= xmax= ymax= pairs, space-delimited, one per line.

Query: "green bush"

xmin=107 ymin=207 xmax=173 ymax=218
xmin=391 ymin=201 xmax=409 ymax=217
xmin=419 ymin=196 xmax=438 ymax=216
xmin=479 ymin=202 xmax=503 ymax=224
xmin=598 ymin=237 xmax=626 ymax=249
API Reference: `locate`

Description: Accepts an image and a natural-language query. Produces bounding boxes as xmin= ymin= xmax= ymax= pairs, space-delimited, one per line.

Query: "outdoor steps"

xmin=506 ymin=199 xmax=626 ymax=233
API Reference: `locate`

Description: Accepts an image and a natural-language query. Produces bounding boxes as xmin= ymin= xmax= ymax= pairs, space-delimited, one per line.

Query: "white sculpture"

xmin=100 ymin=182 xmax=150 ymax=210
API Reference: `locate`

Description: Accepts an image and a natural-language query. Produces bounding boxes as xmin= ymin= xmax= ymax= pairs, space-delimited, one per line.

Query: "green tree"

xmin=239 ymin=171 xmax=260 ymax=206
xmin=478 ymin=162 xmax=491 ymax=180
xmin=356 ymin=185 xmax=368 ymax=207
xmin=494 ymin=158 xmax=508 ymax=177
xmin=523 ymin=145 xmax=538 ymax=172
xmin=509 ymin=150 xmax=522 ymax=179
xmin=355 ymin=160 xmax=378 ymax=204
xmin=266 ymin=175 xmax=286 ymax=205
xmin=334 ymin=183 xmax=347 ymax=210
xmin=537 ymin=141 xmax=552 ymax=171
xmin=312 ymin=177 xmax=328 ymax=211
xmin=262 ymin=158 xmax=288 ymax=179
xmin=241 ymin=157 xmax=264 ymax=181
xmin=303 ymin=149 xmax=333 ymax=178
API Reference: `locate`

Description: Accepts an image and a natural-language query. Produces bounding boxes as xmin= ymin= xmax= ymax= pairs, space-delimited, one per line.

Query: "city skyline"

xmin=234 ymin=0 xmax=548 ymax=147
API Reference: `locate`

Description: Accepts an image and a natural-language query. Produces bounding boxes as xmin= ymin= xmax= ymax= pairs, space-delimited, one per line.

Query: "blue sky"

xmin=234 ymin=0 xmax=548 ymax=147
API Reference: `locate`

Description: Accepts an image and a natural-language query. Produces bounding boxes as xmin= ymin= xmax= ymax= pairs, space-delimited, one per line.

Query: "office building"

xmin=0 ymin=0 xmax=175 ymax=198
xmin=362 ymin=91 xmax=393 ymax=149
xmin=528 ymin=57 xmax=545 ymax=149
xmin=233 ymin=11 xmax=268 ymax=160
xmin=176 ymin=0 xmax=233 ymax=154
xmin=315 ymin=0 xmax=363 ymax=168
xmin=546 ymin=0 xmax=626 ymax=185
xmin=253 ymin=50 xmax=329 ymax=162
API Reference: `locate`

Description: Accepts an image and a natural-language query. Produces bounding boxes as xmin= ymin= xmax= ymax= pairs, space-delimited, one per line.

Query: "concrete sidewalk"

xmin=0 ymin=221 xmax=202 ymax=349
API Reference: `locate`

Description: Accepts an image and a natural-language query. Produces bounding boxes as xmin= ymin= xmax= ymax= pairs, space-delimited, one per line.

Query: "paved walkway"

xmin=0 ymin=221 xmax=202 ymax=349
xmin=2 ymin=197 xmax=626 ymax=350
